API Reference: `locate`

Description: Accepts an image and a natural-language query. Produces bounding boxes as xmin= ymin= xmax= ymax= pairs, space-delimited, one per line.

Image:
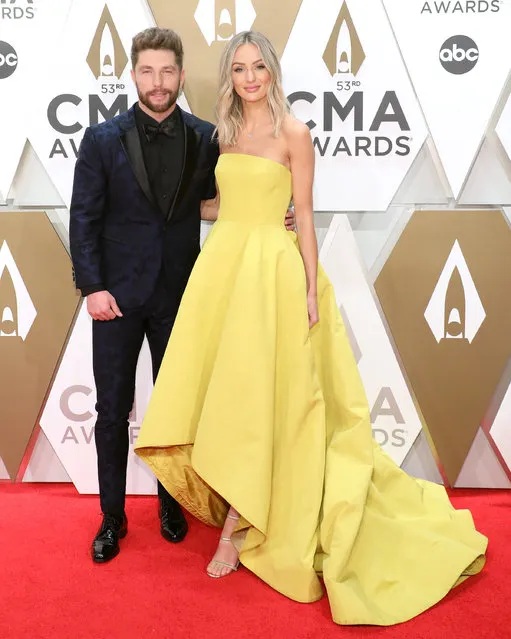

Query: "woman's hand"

xmin=307 ymin=291 xmax=319 ymax=328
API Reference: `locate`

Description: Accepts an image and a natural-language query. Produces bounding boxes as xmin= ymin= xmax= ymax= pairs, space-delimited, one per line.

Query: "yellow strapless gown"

xmin=135 ymin=153 xmax=487 ymax=626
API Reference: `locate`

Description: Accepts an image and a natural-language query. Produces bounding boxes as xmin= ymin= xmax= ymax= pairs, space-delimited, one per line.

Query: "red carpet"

xmin=0 ymin=484 xmax=509 ymax=639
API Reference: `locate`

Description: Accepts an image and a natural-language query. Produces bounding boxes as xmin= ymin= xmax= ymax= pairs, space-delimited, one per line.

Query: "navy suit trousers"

xmin=92 ymin=272 xmax=178 ymax=518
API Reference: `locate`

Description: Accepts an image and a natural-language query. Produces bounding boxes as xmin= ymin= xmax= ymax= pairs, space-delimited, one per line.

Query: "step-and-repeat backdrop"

xmin=1 ymin=0 xmax=510 ymax=492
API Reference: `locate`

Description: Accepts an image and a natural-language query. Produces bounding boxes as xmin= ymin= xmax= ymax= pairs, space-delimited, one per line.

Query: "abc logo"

xmin=0 ymin=41 xmax=18 ymax=79
xmin=439 ymin=35 xmax=479 ymax=75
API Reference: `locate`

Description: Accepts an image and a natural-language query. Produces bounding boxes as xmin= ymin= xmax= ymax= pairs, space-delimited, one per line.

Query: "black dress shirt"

xmin=134 ymin=103 xmax=185 ymax=219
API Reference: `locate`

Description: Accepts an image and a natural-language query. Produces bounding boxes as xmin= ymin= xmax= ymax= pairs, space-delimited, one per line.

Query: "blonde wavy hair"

xmin=215 ymin=31 xmax=290 ymax=147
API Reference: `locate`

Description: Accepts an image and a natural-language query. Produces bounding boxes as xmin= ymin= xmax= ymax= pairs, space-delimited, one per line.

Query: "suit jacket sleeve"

xmin=69 ymin=126 xmax=107 ymax=294
xmin=201 ymin=134 xmax=219 ymax=201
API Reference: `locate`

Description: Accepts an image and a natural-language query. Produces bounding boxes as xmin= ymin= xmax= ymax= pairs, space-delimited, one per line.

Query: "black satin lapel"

xmin=177 ymin=125 xmax=202 ymax=207
xmin=121 ymin=127 xmax=154 ymax=205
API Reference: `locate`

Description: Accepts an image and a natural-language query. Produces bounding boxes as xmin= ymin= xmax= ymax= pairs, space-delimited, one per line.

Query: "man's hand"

xmin=87 ymin=290 xmax=123 ymax=321
xmin=285 ymin=204 xmax=296 ymax=231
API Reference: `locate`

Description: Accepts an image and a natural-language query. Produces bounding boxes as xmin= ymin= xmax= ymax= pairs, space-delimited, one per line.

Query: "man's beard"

xmin=137 ymin=86 xmax=179 ymax=114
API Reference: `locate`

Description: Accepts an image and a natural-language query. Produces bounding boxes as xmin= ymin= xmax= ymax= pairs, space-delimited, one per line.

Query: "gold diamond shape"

xmin=323 ymin=1 xmax=365 ymax=77
xmin=146 ymin=0 xmax=302 ymax=122
xmin=375 ymin=209 xmax=511 ymax=486
xmin=0 ymin=212 xmax=80 ymax=479
xmin=86 ymin=5 xmax=128 ymax=80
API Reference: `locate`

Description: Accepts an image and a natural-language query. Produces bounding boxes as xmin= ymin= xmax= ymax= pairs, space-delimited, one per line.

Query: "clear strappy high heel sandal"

xmin=206 ymin=513 xmax=240 ymax=578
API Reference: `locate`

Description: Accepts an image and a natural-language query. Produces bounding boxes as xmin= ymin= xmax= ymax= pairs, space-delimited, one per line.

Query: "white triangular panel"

xmin=40 ymin=303 xmax=157 ymax=495
xmin=0 ymin=456 xmax=9 ymax=480
xmin=489 ymin=376 xmax=511 ymax=476
xmin=401 ymin=430 xmax=444 ymax=484
xmin=456 ymin=428 xmax=511 ymax=489
xmin=23 ymin=429 xmax=71 ymax=483
xmin=29 ymin=0 xmax=189 ymax=208
xmin=281 ymin=0 xmax=427 ymax=210
xmin=384 ymin=0 xmax=511 ymax=198
xmin=0 ymin=0 xmax=73 ymax=198
xmin=320 ymin=214 xmax=422 ymax=464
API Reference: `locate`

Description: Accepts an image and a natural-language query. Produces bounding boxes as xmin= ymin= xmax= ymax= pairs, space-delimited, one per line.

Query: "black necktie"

xmin=143 ymin=121 xmax=176 ymax=143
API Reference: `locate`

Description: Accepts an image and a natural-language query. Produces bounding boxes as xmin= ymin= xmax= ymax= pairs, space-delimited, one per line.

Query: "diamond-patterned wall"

xmin=1 ymin=0 xmax=510 ymax=490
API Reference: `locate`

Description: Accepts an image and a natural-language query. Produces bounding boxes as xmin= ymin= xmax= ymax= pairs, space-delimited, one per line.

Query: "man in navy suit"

xmin=69 ymin=27 xmax=223 ymax=563
xmin=70 ymin=27 xmax=294 ymax=564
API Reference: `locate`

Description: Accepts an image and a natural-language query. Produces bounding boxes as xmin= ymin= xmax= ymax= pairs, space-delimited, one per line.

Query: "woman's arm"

xmin=287 ymin=119 xmax=319 ymax=327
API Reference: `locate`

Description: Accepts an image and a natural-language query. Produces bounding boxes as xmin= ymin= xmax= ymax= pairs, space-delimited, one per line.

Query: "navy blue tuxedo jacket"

xmin=69 ymin=105 xmax=218 ymax=308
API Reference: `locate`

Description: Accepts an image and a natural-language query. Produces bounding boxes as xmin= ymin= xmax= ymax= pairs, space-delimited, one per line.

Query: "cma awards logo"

xmin=0 ymin=0 xmax=35 ymax=20
xmin=0 ymin=241 xmax=37 ymax=341
xmin=194 ymin=0 xmax=256 ymax=45
xmin=424 ymin=240 xmax=485 ymax=343
xmin=47 ymin=4 xmax=129 ymax=160
xmin=340 ymin=306 xmax=407 ymax=448
xmin=288 ymin=1 xmax=412 ymax=159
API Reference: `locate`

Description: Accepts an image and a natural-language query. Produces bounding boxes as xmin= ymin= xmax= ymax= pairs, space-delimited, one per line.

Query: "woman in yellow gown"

xmin=135 ymin=31 xmax=487 ymax=626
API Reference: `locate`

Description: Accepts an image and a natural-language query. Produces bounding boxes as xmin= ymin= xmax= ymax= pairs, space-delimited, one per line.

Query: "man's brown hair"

xmin=131 ymin=27 xmax=184 ymax=69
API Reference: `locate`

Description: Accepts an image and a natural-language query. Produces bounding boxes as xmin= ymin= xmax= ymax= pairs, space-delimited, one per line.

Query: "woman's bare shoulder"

xmin=282 ymin=114 xmax=311 ymax=141
xmin=282 ymin=115 xmax=313 ymax=164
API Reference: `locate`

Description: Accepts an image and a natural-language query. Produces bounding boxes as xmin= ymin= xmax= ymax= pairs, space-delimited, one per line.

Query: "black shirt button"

xmin=162 ymin=194 xmax=168 ymax=199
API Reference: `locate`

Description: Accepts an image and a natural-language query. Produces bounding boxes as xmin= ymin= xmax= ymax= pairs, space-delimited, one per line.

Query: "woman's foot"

xmin=206 ymin=508 xmax=240 ymax=578
xmin=206 ymin=536 xmax=240 ymax=578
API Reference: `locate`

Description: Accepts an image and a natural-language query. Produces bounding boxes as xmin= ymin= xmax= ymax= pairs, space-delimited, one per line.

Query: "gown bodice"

xmin=215 ymin=154 xmax=292 ymax=227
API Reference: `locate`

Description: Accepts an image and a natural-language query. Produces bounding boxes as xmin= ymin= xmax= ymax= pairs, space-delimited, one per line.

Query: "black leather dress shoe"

xmin=91 ymin=514 xmax=128 ymax=563
xmin=159 ymin=498 xmax=188 ymax=543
